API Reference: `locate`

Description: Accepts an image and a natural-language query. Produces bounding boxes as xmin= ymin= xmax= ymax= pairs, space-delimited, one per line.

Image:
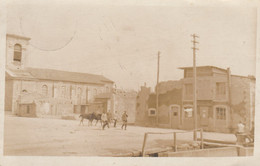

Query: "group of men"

xmin=101 ymin=111 xmax=128 ymax=130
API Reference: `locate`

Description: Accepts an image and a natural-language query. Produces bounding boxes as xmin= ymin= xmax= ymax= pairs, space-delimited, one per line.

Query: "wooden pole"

xmin=191 ymin=34 xmax=199 ymax=141
xmin=142 ymin=133 xmax=148 ymax=157
xmin=173 ymin=132 xmax=177 ymax=152
xmin=156 ymin=51 xmax=160 ymax=126
xmin=200 ymin=128 xmax=204 ymax=149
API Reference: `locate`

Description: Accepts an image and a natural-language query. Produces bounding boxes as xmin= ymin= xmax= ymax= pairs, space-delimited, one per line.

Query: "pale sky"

xmin=6 ymin=0 xmax=257 ymax=90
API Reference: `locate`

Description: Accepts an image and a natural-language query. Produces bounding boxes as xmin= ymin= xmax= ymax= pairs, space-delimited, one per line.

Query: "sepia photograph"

xmin=0 ymin=0 xmax=260 ymax=165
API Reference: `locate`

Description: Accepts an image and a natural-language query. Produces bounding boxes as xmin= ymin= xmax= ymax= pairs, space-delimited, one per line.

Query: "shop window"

xmin=148 ymin=108 xmax=156 ymax=116
xmin=216 ymin=107 xmax=226 ymax=120
xmin=184 ymin=106 xmax=193 ymax=118
xmin=216 ymin=82 xmax=226 ymax=95
xmin=14 ymin=44 xmax=22 ymax=62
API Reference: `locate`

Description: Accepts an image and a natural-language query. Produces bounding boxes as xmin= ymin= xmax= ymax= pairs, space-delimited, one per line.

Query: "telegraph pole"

xmin=191 ymin=34 xmax=199 ymax=141
xmin=156 ymin=51 xmax=160 ymax=126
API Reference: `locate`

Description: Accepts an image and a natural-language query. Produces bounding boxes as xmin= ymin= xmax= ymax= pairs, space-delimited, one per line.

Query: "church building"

xmin=5 ymin=34 xmax=114 ymax=118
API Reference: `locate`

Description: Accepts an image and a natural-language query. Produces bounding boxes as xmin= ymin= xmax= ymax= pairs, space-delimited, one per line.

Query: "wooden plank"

xmin=141 ymin=133 xmax=148 ymax=157
xmin=198 ymin=138 xmax=236 ymax=145
xmin=203 ymin=142 xmax=243 ymax=148
xmin=174 ymin=132 xmax=177 ymax=152
xmin=145 ymin=147 xmax=173 ymax=155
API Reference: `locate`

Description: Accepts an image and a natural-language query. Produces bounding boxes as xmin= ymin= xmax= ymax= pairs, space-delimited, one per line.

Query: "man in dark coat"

xmin=121 ymin=111 xmax=128 ymax=130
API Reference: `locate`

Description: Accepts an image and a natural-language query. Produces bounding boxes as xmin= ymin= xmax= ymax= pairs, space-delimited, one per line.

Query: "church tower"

xmin=6 ymin=34 xmax=30 ymax=69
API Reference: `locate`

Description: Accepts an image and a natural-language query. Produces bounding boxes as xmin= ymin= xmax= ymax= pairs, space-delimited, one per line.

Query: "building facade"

xmin=5 ymin=34 xmax=114 ymax=118
xmin=114 ymin=89 xmax=137 ymax=124
xmin=136 ymin=66 xmax=255 ymax=133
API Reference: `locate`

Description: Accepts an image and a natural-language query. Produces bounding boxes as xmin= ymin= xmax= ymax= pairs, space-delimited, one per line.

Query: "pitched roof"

xmin=6 ymin=34 xmax=31 ymax=40
xmin=6 ymin=67 xmax=113 ymax=85
xmin=6 ymin=68 xmax=36 ymax=80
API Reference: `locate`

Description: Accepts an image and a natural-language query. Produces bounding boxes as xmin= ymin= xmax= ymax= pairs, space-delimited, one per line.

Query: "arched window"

xmin=77 ymin=87 xmax=82 ymax=98
xmin=54 ymin=87 xmax=58 ymax=98
xmin=61 ymin=86 xmax=66 ymax=98
xmin=86 ymin=88 xmax=89 ymax=103
xmin=42 ymin=85 xmax=48 ymax=96
xmin=77 ymin=87 xmax=82 ymax=104
xmin=94 ymin=88 xmax=97 ymax=96
xmin=14 ymin=44 xmax=22 ymax=62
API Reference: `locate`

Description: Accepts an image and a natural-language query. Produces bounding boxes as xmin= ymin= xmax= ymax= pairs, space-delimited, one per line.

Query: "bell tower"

xmin=6 ymin=34 xmax=30 ymax=69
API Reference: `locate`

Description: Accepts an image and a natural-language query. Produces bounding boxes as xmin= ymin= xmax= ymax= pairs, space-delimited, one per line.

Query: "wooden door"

xmin=200 ymin=106 xmax=209 ymax=126
xmin=170 ymin=105 xmax=180 ymax=128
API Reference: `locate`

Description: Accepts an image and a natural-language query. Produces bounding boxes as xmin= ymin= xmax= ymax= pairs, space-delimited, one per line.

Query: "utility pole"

xmin=156 ymin=51 xmax=160 ymax=126
xmin=191 ymin=34 xmax=199 ymax=141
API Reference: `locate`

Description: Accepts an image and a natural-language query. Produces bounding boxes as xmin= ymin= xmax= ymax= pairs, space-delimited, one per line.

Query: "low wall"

xmin=158 ymin=146 xmax=254 ymax=157
xmin=158 ymin=147 xmax=238 ymax=157
xmin=238 ymin=147 xmax=254 ymax=156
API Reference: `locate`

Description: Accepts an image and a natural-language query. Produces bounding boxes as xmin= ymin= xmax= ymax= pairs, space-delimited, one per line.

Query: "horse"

xmin=79 ymin=112 xmax=102 ymax=126
xmin=79 ymin=113 xmax=95 ymax=126
xmin=91 ymin=113 xmax=102 ymax=126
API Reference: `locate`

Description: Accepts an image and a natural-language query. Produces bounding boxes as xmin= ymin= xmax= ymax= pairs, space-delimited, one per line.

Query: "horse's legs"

xmin=79 ymin=118 xmax=83 ymax=126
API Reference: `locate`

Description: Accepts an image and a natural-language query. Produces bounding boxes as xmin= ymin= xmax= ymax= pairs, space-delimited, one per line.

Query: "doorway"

xmin=80 ymin=105 xmax=86 ymax=114
xmin=170 ymin=105 xmax=180 ymax=129
xmin=200 ymin=106 xmax=209 ymax=127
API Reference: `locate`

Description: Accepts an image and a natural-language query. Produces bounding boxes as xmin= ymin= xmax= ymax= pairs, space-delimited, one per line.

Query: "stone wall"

xmin=114 ymin=90 xmax=137 ymax=123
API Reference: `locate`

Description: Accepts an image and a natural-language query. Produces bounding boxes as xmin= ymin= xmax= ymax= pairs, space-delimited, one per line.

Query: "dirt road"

xmin=4 ymin=115 xmax=236 ymax=156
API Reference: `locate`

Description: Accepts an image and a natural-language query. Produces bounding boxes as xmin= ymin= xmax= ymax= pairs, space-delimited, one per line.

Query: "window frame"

xmin=183 ymin=105 xmax=193 ymax=118
xmin=148 ymin=108 xmax=156 ymax=117
xmin=215 ymin=106 xmax=226 ymax=120
xmin=42 ymin=85 xmax=48 ymax=96
xmin=169 ymin=104 xmax=180 ymax=117
xmin=13 ymin=44 xmax=22 ymax=62
xmin=216 ymin=82 xmax=226 ymax=96
xmin=61 ymin=86 xmax=66 ymax=98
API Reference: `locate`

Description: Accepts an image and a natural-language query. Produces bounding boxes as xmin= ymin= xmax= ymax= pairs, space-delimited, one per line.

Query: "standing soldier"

xmin=113 ymin=111 xmax=118 ymax=127
xmin=121 ymin=111 xmax=128 ymax=130
xmin=101 ymin=112 xmax=109 ymax=130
